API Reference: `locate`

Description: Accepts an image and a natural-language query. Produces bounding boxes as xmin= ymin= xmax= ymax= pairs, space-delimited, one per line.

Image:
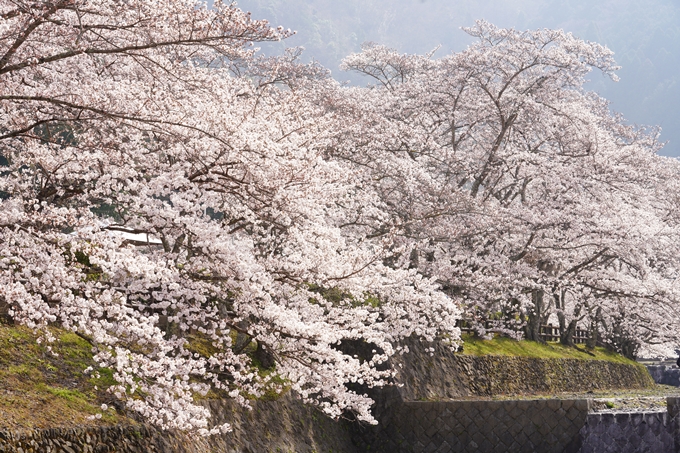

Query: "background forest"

xmin=236 ymin=0 xmax=680 ymax=157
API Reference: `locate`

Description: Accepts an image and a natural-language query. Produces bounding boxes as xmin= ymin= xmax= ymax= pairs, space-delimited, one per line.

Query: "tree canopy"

xmin=1 ymin=0 xmax=679 ymax=434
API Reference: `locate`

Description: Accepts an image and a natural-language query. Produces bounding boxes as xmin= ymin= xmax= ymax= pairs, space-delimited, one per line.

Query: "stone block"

xmin=601 ymin=413 xmax=616 ymax=426
xmin=425 ymin=424 xmax=439 ymax=439
xmin=435 ymin=440 xmax=451 ymax=453
xmin=641 ymin=425 xmax=660 ymax=446
xmin=608 ymin=421 xmax=623 ymax=440
xmin=497 ymin=430 xmax=515 ymax=448
xmin=573 ymin=399 xmax=591 ymax=412
xmin=459 ymin=414 xmax=473 ymax=428
xmin=566 ymin=407 xmax=583 ymax=422
xmin=546 ymin=412 xmax=561 ymax=431
xmin=493 ymin=420 xmax=509 ymax=436
xmin=495 ymin=410 xmax=513 ymax=427
xmin=667 ymin=397 xmax=680 ymax=419
xmin=453 ymin=405 xmax=468 ymax=420
xmin=579 ymin=441 xmax=597 ymax=453
xmin=478 ymin=437 xmax=494 ymax=452
xmin=538 ymin=421 xmax=552 ymax=436
xmin=501 ymin=400 xmax=517 ymax=412
xmin=423 ymin=441 xmax=438 ymax=453
xmin=530 ymin=409 xmax=548 ymax=427
xmin=507 ymin=420 xmax=524 ymax=437
xmin=546 ymin=399 xmax=561 ymax=411
xmin=439 ymin=422 xmax=453 ymax=434
xmin=521 ymin=421 xmax=537 ymax=439
xmin=528 ymin=430 xmax=545 ymax=449
xmin=464 ymin=405 xmax=480 ymax=420
xmin=509 ymin=405 xmax=525 ymax=420
xmin=478 ymin=407 xmax=494 ymax=421
xmin=614 ymin=413 xmax=630 ymax=425
xmin=515 ymin=400 xmax=533 ymax=411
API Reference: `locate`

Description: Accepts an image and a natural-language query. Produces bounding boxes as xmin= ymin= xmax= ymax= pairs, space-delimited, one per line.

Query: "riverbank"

xmin=0 ymin=323 xmax=669 ymax=452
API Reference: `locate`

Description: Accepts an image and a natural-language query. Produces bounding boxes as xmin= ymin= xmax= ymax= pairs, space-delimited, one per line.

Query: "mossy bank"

xmin=392 ymin=335 xmax=655 ymax=401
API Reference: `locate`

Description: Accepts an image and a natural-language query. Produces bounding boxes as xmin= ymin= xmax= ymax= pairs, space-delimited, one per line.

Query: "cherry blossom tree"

xmin=338 ymin=21 xmax=680 ymax=357
xmin=0 ymin=0 xmax=461 ymax=434
xmin=2 ymin=0 xmax=679 ymax=435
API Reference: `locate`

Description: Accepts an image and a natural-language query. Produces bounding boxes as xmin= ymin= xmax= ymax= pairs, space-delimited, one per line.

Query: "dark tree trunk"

xmin=560 ymin=319 xmax=578 ymax=347
xmin=560 ymin=303 xmax=582 ymax=347
xmin=525 ymin=289 xmax=547 ymax=342
xmin=0 ymin=298 xmax=13 ymax=324
xmin=255 ymin=342 xmax=276 ymax=370
xmin=586 ymin=307 xmax=602 ymax=349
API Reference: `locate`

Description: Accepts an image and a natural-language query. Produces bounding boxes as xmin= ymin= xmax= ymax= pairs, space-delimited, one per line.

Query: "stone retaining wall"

xmin=0 ymin=395 xmax=357 ymax=453
xmin=393 ymin=340 xmax=656 ymax=400
xmin=5 ymin=397 xmax=680 ymax=453
xmin=0 ymin=425 xmax=160 ymax=453
xmin=0 ymin=345 xmax=664 ymax=453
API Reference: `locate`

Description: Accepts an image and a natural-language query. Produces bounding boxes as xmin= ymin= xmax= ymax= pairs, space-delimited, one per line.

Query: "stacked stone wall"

xmin=0 ymin=395 xmax=357 ymax=453
xmin=393 ymin=340 xmax=655 ymax=400
xmin=0 ymin=425 xmax=160 ymax=453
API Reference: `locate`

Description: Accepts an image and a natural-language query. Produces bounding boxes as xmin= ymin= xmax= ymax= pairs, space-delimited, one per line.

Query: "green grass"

xmin=460 ymin=334 xmax=637 ymax=365
xmin=0 ymin=323 xmax=127 ymax=429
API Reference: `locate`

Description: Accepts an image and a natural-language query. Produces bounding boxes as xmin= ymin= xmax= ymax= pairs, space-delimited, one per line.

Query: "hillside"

xmin=460 ymin=335 xmax=639 ymax=364
xmin=0 ymin=324 xmax=127 ymax=430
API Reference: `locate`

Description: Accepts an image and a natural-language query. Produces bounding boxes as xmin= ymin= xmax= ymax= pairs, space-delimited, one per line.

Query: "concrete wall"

xmin=647 ymin=365 xmax=680 ymax=387
xmin=353 ymin=396 xmax=680 ymax=453
xmin=578 ymin=411 xmax=674 ymax=453
xmin=352 ymin=398 xmax=590 ymax=453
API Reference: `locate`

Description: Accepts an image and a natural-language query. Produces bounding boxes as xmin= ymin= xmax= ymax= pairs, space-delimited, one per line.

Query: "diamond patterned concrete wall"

xmin=352 ymin=399 xmax=590 ymax=453
xmin=647 ymin=365 xmax=680 ymax=387
xmin=578 ymin=411 xmax=673 ymax=453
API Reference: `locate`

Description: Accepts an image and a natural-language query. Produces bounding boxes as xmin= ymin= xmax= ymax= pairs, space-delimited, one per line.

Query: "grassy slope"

xmin=0 ymin=324 xmax=127 ymax=430
xmin=460 ymin=334 xmax=638 ymax=365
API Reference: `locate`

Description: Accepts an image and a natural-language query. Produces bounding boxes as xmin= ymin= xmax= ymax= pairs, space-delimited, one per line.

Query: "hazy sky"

xmin=232 ymin=0 xmax=680 ymax=157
